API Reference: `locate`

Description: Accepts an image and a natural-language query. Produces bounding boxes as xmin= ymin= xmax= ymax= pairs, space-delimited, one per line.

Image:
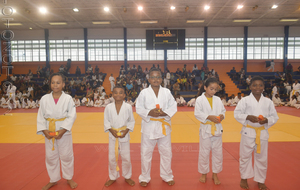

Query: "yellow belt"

xmin=201 ymin=121 xmax=217 ymax=136
xmin=112 ymin=126 xmax=127 ymax=171
xmin=46 ymin=117 xmax=66 ymax=151
xmin=245 ymin=125 xmax=265 ymax=154
xmin=150 ymin=118 xmax=171 ymax=136
xmin=292 ymin=90 xmax=296 ymax=96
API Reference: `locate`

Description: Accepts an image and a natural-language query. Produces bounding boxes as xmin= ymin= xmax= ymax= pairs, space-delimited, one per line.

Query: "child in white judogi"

xmin=176 ymin=94 xmax=186 ymax=106
xmin=109 ymin=74 xmax=115 ymax=92
xmin=86 ymin=99 xmax=94 ymax=107
xmin=220 ymin=95 xmax=228 ymax=106
xmin=22 ymin=98 xmax=29 ymax=109
xmin=6 ymin=84 xmax=16 ymax=101
xmin=103 ymin=86 xmax=135 ymax=187
xmin=272 ymin=94 xmax=284 ymax=106
xmin=234 ymin=76 xmax=278 ymax=190
xmin=37 ymin=73 xmax=77 ymax=190
xmin=290 ymin=80 xmax=300 ymax=99
xmin=272 ymin=84 xmax=278 ymax=99
xmin=136 ymin=68 xmax=177 ymax=187
xmin=0 ymin=95 xmax=6 ymax=108
xmin=109 ymin=94 xmax=114 ymax=103
xmin=74 ymin=97 xmax=81 ymax=107
xmin=81 ymin=96 xmax=89 ymax=106
xmin=194 ymin=78 xmax=226 ymax=185
xmin=94 ymin=97 xmax=103 ymax=107
xmin=15 ymin=98 xmax=22 ymax=109
xmin=227 ymin=94 xmax=237 ymax=106
xmin=234 ymin=93 xmax=243 ymax=105
xmin=126 ymin=96 xmax=134 ymax=106
xmin=7 ymin=99 xmax=16 ymax=109
xmin=187 ymin=96 xmax=197 ymax=107
xmin=28 ymin=98 xmax=37 ymax=109
xmin=101 ymin=95 xmax=111 ymax=107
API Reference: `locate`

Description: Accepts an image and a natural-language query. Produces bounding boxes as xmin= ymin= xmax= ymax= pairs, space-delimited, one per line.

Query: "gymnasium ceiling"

xmin=0 ymin=0 xmax=300 ymax=30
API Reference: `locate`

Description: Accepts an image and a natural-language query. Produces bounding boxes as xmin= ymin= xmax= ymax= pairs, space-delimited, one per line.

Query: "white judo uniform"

xmin=291 ymin=82 xmax=300 ymax=99
xmin=109 ymin=76 xmax=115 ymax=92
xmin=176 ymin=96 xmax=186 ymax=105
xmin=94 ymin=99 xmax=103 ymax=107
xmin=37 ymin=92 xmax=77 ymax=183
xmin=234 ymin=93 xmax=278 ymax=183
xmin=187 ymin=98 xmax=196 ymax=107
xmin=104 ymin=102 xmax=135 ymax=180
xmin=194 ymin=93 xmax=226 ymax=174
xmin=272 ymin=97 xmax=284 ymax=106
xmin=6 ymin=85 xmax=16 ymax=101
xmin=101 ymin=99 xmax=111 ymax=107
xmin=136 ymin=85 xmax=177 ymax=183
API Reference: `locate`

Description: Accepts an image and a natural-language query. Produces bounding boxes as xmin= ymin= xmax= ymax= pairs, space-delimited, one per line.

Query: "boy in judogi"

xmin=103 ymin=86 xmax=135 ymax=187
xmin=136 ymin=68 xmax=177 ymax=187
xmin=234 ymin=76 xmax=279 ymax=190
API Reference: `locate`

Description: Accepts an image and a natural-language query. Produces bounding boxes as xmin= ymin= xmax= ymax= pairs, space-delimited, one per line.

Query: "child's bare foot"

xmin=240 ymin=179 xmax=249 ymax=189
xmin=67 ymin=179 xmax=78 ymax=189
xmin=140 ymin=181 xmax=148 ymax=187
xmin=125 ymin=178 xmax=135 ymax=186
xmin=41 ymin=182 xmax=57 ymax=190
xmin=258 ymin=183 xmax=268 ymax=190
xmin=199 ymin=174 xmax=207 ymax=183
xmin=166 ymin=180 xmax=175 ymax=186
xmin=212 ymin=173 xmax=221 ymax=185
xmin=104 ymin=180 xmax=116 ymax=187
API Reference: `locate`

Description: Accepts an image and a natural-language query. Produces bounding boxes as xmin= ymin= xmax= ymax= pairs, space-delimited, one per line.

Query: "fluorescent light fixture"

xmin=204 ymin=5 xmax=210 ymax=10
xmin=138 ymin=6 xmax=143 ymax=11
xmin=280 ymin=19 xmax=299 ymax=22
xmin=170 ymin=6 xmax=175 ymax=10
xmin=49 ymin=22 xmax=67 ymax=25
xmin=140 ymin=20 xmax=158 ymax=24
xmin=271 ymin=5 xmax=278 ymax=9
xmin=92 ymin=21 xmax=110 ymax=24
xmin=4 ymin=23 xmax=22 ymax=26
xmin=73 ymin=8 xmax=79 ymax=12
xmin=237 ymin=5 xmax=243 ymax=9
xmin=104 ymin=7 xmax=109 ymax=12
xmin=39 ymin=7 xmax=47 ymax=14
xmin=233 ymin=19 xmax=252 ymax=22
xmin=186 ymin=20 xmax=205 ymax=23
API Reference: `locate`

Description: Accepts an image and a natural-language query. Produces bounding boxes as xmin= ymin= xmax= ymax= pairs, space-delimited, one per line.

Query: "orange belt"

xmin=150 ymin=118 xmax=171 ymax=136
xmin=246 ymin=125 xmax=265 ymax=154
xmin=46 ymin=118 xmax=66 ymax=151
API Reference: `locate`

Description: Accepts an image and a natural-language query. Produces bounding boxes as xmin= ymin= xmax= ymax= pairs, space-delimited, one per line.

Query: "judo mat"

xmin=0 ymin=107 xmax=299 ymax=190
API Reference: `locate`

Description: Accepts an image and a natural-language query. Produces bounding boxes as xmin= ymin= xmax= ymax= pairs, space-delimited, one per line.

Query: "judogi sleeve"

xmin=136 ymin=90 xmax=151 ymax=122
xmin=234 ymin=98 xmax=247 ymax=125
xmin=126 ymin=105 xmax=135 ymax=132
xmin=265 ymin=101 xmax=279 ymax=129
xmin=163 ymin=90 xmax=177 ymax=119
xmin=37 ymin=97 xmax=47 ymax=134
xmin=194 ymin=97 xmax=209 ymax=122
xmin=60 ymin=97 xmax=77 ymax=131
xmin=104 ymin=105 xmax=111 ymax=133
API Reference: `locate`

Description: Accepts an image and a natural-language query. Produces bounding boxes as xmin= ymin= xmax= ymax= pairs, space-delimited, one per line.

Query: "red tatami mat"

xmin=0 ymin=142 xmax=299 ymax=190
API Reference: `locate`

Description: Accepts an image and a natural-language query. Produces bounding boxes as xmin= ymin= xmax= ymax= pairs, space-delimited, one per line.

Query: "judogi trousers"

xmin=139 ymin=133 xmax=173 ymax=183
xmin=198 ymin=134 xmax=223 ymax=174
xmin=239 ymin=135 xmax=268 ymax=183
xmin=108 ymin=137 xmax=132 ymax=180
xmin=45 ymin=134 xmax=74 ymax=183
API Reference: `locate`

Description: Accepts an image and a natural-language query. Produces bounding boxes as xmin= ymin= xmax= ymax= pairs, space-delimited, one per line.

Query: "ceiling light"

xmin=140 ymin=20 xmax=158 ymax=24
xmin=170 ymin=6 xmax=175 ymax=10
xmin=186 ymin=20 xmax=205 ymax=23
xmin=204 ymin=6 xmax=210 ymax=10
xmin=73 ymin=8 xmax=79 ymax=12
xmin=39 ymin=7 xmax=47 ymax=14
xmin=49 ymin=22 xmax=68 ymax=25
xmin=104 ymin=7 xmax=109 ymax=12
xmin=237 ymin=5 xmax=243 ymax=9
xmin=29 ymin=27 xmax=32 ymax=30
xmin=280 ymin=19 xmax=299 ymax=22
xmin=92 ymin=21 xmax=111 ymax=24
xmin=271 ymin=5 xmax=278 ymax=9
xmin=233 ymin=19 xmax=252 ymax=22
xmin=138 ymin=6 xmax=143 ymax=11
xmin=12 ymin=8 xmax=16 ymax=13
xmin=4 ymin=23 xmax=22 ymax=26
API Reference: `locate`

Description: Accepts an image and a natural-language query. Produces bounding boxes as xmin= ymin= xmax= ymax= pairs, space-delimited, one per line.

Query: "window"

xmin=88 ymin=39 xmax=124 ymax=61
xmin=207 ymin=38 xmax=244 ymax=60
xmin=288 ymin=37 xmax=300 ymax=59
xmin=11 ymin=40 xmax=46 ymax=62
xmin=247 ymin=37 xmax=283 ymax=59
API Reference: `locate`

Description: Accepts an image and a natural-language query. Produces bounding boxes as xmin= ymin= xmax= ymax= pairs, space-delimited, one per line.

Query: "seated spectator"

xmin=173 ymin=81 xmax=180 ymax=96
xmin=227 ymin=94 xmax=237 ymax=106
xmin=272 ymin=94 xmax=285 ymax=106
xmin=24 ymin=75 xmax=31 ymax=83
xmin=94 ymin=65 xmax=99 ymax=75
xmin=234 ymin=93 xmax=243 ymax=105
xmin=120 ymin=65 xmax=125 ymax=74
xmin=86 ymin=64 xmax=93 ymax=74
xmin=27 ymin=70 xmax=33 ymax=79
xmin=192 ymin=64 xmax=199 ymax=76
xmin=126 ymin=96 xmax=135 ymax=106
xmin=175 ymin=68 xmax=182 ymax=78
xmin=75 ymin=66 xmax=81 ymax=77
xmin=187 ymin=96 xmax=197 ymax=107
xmin=220 ymin=94 xmax=228 ymax=106
xmin=176 ymin=94 xmax=186 ymax=106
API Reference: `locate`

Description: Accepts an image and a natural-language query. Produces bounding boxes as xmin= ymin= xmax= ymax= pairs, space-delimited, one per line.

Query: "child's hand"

xmin=158 ymin=109 xmax=167 ymax=116
xmin=54 ymin=129 xmax=67 ymax=139
xmin=109 ymin=128 xmax=119 ymax=138
xmin=259 ymin=117 xmax=268 ymax=125
xmin=219 ymin=114 xmax=225 ymax=122
xmin=119 ymin=128 xmax=130 ymax=138
xmin=42 ymin=130 xmax=54 ymax=140
xmin=207 ymin=115 xmax=220 ymax=123
xmin=246 ymin=115 xmax=259 ymax=123
xmin=148 ymin=108 xmax=161 ymax=117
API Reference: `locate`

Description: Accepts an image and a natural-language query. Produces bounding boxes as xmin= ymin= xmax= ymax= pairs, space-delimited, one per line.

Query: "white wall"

xmin=88 ymin=28 xmax=123 ymax=39
xmin=208 ymin=27 xmax=244 ymax=38
xmin=290 ymin=26 xmax=300 ymax=37
xmin=49 ymin=29 xmax=83 ymax=40
xmin=13 ymin=30 xmax=44 ymax=40
xmin=248 ymin=27 xmax=284 ymax=37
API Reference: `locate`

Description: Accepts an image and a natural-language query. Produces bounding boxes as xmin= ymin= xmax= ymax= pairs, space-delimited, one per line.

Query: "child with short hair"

xmin=176 ymin=93 xmax=186 ymax=107
xmin=94 ymin=96 xmax=103 ymax=107
xmin=37 ymin=73 xmax=77 ymax=190
xmin=234 ymin=76 xmax=279 ymax=190
xmin=101 ymin=95 xmax=111 ymax=107
xmin=194 ymin=78 xmax=226 ymax=185
xmin=104 ymin=86 xmax=135 ymax=187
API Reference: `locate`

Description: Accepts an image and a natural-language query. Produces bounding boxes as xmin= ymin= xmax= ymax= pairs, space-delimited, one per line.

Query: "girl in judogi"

xmin=28 ymin=98 xmax=37 ymax=109
xmin=136 ymin=68 xmax=177 ymax=187
xmin=272 ymin=94 xmax=284 ymax=106
xmin=194 ymin=77 xmax=226 ymax=185
xmin=37 ymin=73 xmax=77 ymax=190
xmin=94 ymin=96 xmax=103 ymax=107
xmin=74 ymin=97 xmax=81 ymax=107
xmin=101 ymin=95 xmax=111 ymax=107
xmin=234 ymin=76 xmax=278 ymax=190
xmin=22 ymin=98 xmax=29 ymax=109
xmin=15 ymin=97 xmax=22 ymax=109
xmin=187 ymin=96 xmax=197 ymax=107
xmin=103 ymin=86 xmax=135 ymax=187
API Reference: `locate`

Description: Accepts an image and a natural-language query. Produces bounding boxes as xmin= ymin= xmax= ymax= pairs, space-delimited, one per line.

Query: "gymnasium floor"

xmin=0 ymin=106 xmax=299 ymax=190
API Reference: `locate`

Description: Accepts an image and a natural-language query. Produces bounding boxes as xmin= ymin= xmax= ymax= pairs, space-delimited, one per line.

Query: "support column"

xmin=164 ymin=49 xmax=167 ymax=72
xmin=44 ymin=29 xmax=50 ymax=68
xmin=124 ymin=28 xmax=127 ymax=71
xmin=204 ymin=27 xmax=208 ymax=67
xmin=84 ymin=28 xmax=88 ymax=72
xmin=283 ymin=26 xmax=289 ymax=72
xmin=243 ymin=26 xmax=248 ymax=73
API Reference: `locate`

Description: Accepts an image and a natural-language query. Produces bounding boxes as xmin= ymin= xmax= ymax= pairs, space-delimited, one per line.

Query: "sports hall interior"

xmin=0 ymin=0 xmax=300 ymax=190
